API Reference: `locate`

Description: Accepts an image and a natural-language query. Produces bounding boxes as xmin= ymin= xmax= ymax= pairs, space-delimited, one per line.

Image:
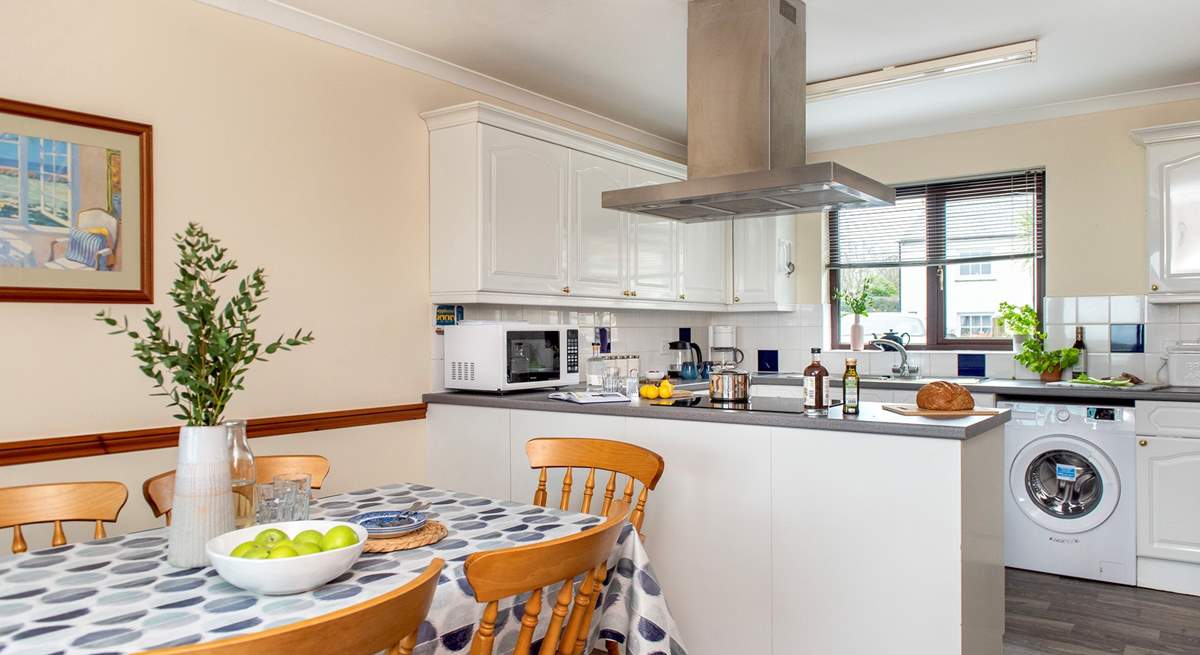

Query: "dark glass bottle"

xmin=1072 ymin=327 xmax=1088 ymax=379
xmin=803 ymin=347 xmax=830 ymax=415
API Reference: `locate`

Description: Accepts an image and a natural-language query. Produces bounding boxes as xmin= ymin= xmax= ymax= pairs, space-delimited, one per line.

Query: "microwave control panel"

xmin=566 ymin=329 xmax=579 ymax=374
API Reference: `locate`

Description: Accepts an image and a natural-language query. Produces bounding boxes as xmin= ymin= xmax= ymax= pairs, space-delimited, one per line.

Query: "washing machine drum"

xmin=1010 ymin=434 xmax=1121 ymax=534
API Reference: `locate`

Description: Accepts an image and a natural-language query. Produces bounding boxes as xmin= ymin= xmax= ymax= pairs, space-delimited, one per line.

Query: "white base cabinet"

xmin=1134 ymin=400 xmax=1200 ymax=595
xmin=428 ymin=403 xmax=1004 ymax=655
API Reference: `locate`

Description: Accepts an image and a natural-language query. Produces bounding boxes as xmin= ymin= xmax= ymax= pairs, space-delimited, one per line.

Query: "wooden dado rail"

xmin=0 ymin=403 xmax=427 ymax=467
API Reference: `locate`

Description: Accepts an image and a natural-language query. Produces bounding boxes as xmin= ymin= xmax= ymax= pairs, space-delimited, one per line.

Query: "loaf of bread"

xmin=916 ymin=381 xmax=975 ymax=411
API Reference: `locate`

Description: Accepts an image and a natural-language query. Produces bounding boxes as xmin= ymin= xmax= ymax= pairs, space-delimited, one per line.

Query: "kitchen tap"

xmin=867 ymin=339 xmax=920 ymax=378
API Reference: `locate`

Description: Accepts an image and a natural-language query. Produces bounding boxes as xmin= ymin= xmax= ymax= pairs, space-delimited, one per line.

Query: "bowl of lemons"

xmin=205 ymin=520 xmax=367 ymax=595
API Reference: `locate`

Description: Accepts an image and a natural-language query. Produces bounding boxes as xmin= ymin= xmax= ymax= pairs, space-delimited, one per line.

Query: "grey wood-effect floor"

xmin=1005 ymin=568 xmax=1200 ymax=654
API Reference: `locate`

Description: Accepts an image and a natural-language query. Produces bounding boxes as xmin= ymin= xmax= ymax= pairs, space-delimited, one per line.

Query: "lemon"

xmin=658 ymin=380 xmax=674 ymax=399
xmin=639 ymin=384 xmax=659 ymax=400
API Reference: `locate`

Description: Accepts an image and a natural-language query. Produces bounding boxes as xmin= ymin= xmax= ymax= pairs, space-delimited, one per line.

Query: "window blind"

xmin=826 ymin=170 xmax=1044 ymax=269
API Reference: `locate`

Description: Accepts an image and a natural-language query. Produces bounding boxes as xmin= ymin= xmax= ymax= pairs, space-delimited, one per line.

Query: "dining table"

xmin=0 ymin=482 xmax=687 ymax=655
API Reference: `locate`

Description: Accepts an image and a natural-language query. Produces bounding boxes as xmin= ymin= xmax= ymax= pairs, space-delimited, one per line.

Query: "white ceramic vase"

xmin=167 ymin=425 xmax=234 ymax=568
xmin=850 ymin=317 xmax=865 ymax=351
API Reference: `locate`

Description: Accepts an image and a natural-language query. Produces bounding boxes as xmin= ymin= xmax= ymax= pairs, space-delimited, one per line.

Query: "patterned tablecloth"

xmin=0 ymin=483 xmax=687 ymax=655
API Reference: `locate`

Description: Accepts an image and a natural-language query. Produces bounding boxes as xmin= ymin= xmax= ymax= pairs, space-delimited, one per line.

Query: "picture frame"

xmin=0 ymin=97 xmax=152 ymax=303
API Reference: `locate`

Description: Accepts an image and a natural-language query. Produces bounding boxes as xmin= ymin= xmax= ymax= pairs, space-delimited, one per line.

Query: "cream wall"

xmin=0 ymin=0 xmax=652 ymax=546
xmin=796 ymin=98 xmax=1200 ymax=303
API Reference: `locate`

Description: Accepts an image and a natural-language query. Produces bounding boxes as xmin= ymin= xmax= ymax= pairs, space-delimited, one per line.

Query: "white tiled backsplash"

xmin=430 ymin=294 xmax=1193 ymax=390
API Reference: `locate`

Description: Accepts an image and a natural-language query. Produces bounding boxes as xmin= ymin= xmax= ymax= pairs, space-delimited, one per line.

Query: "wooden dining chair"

xmin=143 ymin=454 xmax=332 ymax=525
xmin=464 ymin=501 xmax=631 ymax=655
xmin=526 ymin=438 xmax=664 ymax=536
xmin=0 ymin=481 xmax=128 ymax=554
xmin=151 ymin=558 xmax=443 ymax=655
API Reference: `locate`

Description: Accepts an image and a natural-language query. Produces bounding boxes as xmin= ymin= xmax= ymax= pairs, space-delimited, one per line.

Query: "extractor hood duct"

xmin=602 ymin=0 xmax=895 ymax=222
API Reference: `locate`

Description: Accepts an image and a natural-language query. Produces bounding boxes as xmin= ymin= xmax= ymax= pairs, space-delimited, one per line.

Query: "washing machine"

xmin=1000 ymin=400 xmax=1136 ymax=584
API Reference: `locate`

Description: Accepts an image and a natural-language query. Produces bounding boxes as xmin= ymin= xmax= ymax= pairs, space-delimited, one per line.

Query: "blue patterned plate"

xmin=349 ymin=510 xmax=428 ymax=538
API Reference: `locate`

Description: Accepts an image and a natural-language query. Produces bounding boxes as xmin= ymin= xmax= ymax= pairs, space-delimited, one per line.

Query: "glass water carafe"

xmin=226 ymin=419 xmax=256 ymax=528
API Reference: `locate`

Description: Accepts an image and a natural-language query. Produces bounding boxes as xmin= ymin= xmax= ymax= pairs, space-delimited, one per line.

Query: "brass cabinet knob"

xmin=733 ymin=296 xmax=741 ymax=303
xmin=561 ymin=286 xmax=571 ymax=294
xmin=1139 ymin=439 xmax=1148 ymax=447
xmin=1151 ymin=284 xmax=1160 ymax=291
xmin=679 ymin=293 xmax=686 ymax=300
xmin=622 ymin=290 xmax=630 ymax=296
xmin=631 ymin=290 xmax=638 ymax=297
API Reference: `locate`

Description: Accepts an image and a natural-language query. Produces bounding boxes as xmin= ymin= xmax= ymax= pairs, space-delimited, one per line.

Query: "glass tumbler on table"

xmin=273 ymin=472 xmax=312 ymax=520
xmin=255 ymin=480 xmax=299 ymax=523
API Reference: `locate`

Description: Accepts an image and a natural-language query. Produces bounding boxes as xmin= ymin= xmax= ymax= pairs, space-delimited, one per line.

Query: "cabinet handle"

xmin=1151 ymin=284 xmax=1160 ymax=292
xmin=1139 ymin=439 xmax=1148 ymax=447
xmin=733 ymin=296 xmax=741 ymax=303
xmin=561 ymin=286 xmax=571 ymax=294
xmin=679 ymin=293 xmax=686 ymax=300
xmin=622 ymin=290 xmax=630 ymax=297
xmin=631 ymin=290 xmax=638 ymax=297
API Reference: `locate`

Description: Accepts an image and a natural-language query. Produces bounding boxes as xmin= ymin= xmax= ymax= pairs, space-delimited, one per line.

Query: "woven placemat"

xmin=361 ymin=520 xmax=448 ymax=553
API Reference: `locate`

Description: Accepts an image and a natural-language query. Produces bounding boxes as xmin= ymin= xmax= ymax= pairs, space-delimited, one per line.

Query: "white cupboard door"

xmin=732 ymin=216 xmax=775 ymax=304
xmin=568 ymin=151 xmax=629 ymax=298
xmin=1137 ymin=436 xmax=1200 ymax=563
xmin=627 ymin=168 xmax=679 ymax=300
xmin=479 ymin=125 xmax=570 ymax=294
xmin=426 ymin=404 xmax=512 ymax=500
xmin=1147 ymin=138 xmax=1200 ymax=295
xmin=680 ymin=219 xmax=730 ymax=303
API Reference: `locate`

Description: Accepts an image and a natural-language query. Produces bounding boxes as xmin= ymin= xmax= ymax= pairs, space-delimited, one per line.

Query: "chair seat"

xmin=44 ymin=258 xmax=90 ymax=270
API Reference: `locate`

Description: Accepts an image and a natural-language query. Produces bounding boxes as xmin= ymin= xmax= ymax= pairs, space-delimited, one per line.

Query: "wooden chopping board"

xmin=882 ymin=403 xmax=1002 ymax=418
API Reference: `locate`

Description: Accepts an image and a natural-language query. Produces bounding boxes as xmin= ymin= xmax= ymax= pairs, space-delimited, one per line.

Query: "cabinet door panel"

xmin=480 ymin=125 xmax=569 ymax=293
xmin=680 ymin=220 xmax=729 ymax=303
xmin=733 ymin=216 xmax=774 ymax=304
xmin=1137 ymin=436 xmax=1200 ymax=563
xmin=1147 ymin=138 xmax=1200 ymax=294
xmin=628 ymin=168 xmax=679 ymax=300
xmin=569 ymin=152 xmax=628 ymax=298
xmin=427 ymin=405 xmax=511 ymax=499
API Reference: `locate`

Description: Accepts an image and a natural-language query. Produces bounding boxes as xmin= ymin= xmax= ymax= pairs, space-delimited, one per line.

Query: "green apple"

xmin=267 ymin=544 xmax=299 ymax=559
xmin=267 ymin=540 xmax=295 ymax=551
xmin=229 ymin=541 xmax=258 ymax=558
xmin=293 ymin=530 xmax=323 ymax=546
xmin=254 ymin=528 xmax=289 ymax=548
xmin=320 ymin=525 xmax=359 ymax=551
xmin=241 ymin=546 xmax=270 ymax=560
xmin=293 ymin=542 xmax=321 ymax=556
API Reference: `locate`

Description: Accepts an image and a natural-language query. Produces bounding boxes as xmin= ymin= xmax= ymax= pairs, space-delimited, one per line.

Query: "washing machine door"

xmin=1009 ymin=434 xmax=1120 ymax=534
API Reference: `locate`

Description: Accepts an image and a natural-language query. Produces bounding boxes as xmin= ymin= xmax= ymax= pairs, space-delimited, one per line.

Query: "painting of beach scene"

xmin=0 ymin=98 xmax=151 ymax=303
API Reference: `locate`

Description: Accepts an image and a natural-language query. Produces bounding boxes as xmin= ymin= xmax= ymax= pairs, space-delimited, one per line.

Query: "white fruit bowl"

xmin=205 ymin=520 xmax=368 ymax=595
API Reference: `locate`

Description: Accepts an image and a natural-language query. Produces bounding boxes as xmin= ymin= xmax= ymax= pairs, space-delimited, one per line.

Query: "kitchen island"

xmin=424 ymin=390 xmax=1009 ymax=655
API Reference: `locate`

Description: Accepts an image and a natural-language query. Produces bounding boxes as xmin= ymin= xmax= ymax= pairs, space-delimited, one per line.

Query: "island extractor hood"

xmin=602 ymin=0 xmax=895 ymax=222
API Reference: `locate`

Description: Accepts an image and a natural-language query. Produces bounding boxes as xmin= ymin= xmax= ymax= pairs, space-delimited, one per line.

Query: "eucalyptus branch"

xmin=96 ymin=222 xmax=314 ymax=426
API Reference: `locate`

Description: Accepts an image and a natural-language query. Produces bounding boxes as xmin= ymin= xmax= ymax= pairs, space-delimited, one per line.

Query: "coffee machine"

xmin=708 ymin=325 xmax=745 ymax=366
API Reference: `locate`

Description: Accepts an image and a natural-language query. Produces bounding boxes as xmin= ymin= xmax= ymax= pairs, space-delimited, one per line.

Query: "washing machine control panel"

xmin=1087 ymin=407 xmax=1118 ymax=421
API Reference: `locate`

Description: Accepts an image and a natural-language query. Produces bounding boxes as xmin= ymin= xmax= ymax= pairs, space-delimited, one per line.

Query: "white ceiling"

xmin=263 ymin=0 xmax=1200 ymax=152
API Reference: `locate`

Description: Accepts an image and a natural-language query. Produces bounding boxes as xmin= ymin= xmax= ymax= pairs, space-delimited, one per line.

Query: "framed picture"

xmin=0 ymin=98 xmax=152 ymax=302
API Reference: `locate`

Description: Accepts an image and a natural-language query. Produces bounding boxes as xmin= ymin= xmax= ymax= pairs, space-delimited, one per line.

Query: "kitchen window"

xmin=827 ymin=170 xmax=1044 ymax=350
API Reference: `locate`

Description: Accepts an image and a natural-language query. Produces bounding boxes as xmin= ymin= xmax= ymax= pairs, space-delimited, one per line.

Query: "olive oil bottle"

xmin=843 ymin=357 xmax=860 ymax=415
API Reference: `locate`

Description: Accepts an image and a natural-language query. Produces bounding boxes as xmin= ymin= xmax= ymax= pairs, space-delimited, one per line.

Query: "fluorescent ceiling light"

xmin=806 ymin=40 xmax=1038 ymax=102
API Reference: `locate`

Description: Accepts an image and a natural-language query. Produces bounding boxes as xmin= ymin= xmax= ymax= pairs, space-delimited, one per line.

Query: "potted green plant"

xmin=836 ymin=280 xmax=874 ymax=351
xmin=996 ymin=302 xmax=1040 ymax=353
xmin=1015 ymin=338 xmax=1080 ymax=383
xmin=97 ymin=223 xmax=313 ymax=567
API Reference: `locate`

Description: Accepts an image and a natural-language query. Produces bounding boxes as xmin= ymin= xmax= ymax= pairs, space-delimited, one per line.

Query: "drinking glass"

xmin=254 ymin=483 xmax=281 ymax=524
xmin=273 ymin=473 xmax=312 ymax=520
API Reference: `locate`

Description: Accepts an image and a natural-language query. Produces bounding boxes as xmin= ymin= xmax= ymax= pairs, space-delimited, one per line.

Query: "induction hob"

xmin=653 ymin=395 xmax=841 ymax=414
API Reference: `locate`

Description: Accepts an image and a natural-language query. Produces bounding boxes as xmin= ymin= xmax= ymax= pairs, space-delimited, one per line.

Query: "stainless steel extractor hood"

xmin=602 ymin=0 xmax=894 ymax=222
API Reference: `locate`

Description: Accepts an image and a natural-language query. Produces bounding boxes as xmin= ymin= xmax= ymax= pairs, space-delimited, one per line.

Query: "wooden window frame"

xmin=828 ymin=173 xmax=1045 ymax=351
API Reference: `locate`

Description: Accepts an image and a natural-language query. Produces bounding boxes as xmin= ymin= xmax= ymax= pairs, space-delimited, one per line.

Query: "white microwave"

xmin=443 ymin=322 xmax=580 ymax=392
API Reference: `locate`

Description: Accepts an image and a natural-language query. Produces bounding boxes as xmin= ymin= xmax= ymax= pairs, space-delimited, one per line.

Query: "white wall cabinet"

xmin=680 ymin=220 xmax=731 ymax=303
xmin=568 ymin=150 xmax=629 ymax=299
xmin=424 ymin=102 xmax=794 ymax=312
xmin=732 ymin=214 xmax=797 ymax=310
xmin=1137 ymin=435 xmax=1200 ymax=564
xmin=1133 ymin=121 xmax=1200 ymax=300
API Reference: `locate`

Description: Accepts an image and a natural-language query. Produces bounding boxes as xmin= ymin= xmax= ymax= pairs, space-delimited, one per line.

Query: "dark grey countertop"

xmin=423 ymin=390 xmax=1009 ymax=440
xmin=749 ymin=373 xmax=1200 ymax=403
